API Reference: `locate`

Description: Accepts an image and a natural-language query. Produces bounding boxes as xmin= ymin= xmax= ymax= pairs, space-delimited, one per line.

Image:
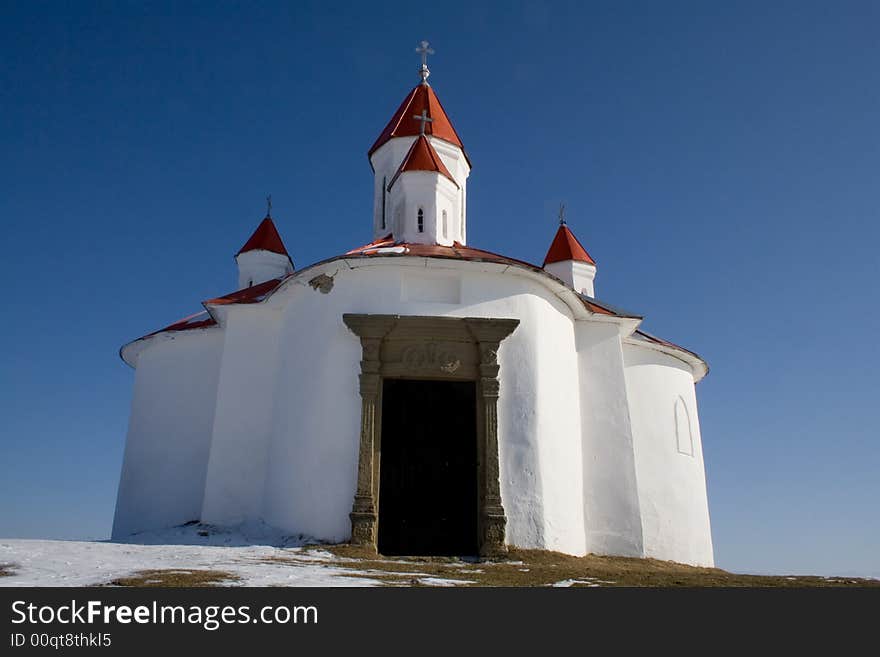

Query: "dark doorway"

xmin=378 ymin=378 xmax=478 ymax=556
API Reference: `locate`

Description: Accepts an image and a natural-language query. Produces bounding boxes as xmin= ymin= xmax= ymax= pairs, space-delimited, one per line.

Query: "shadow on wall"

xmin=110 ymin=520 xmax=321 ymax=548
xmin=497 ymin=314 xmax=546 ymax=550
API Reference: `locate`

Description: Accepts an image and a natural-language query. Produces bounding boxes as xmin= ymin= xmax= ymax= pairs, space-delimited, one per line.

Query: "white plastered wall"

xmin=623 ymin=343 xmax=714 ymax=566
xmin=114 ymin=258 xmax=710 ymax=564
xmin=200 ymin=305 xmax=283 ymax=527
xmin=544 ymin=260 xmax=597 ymax=297
xmin=370 ymin=136 xmax=469 ymax=244
xmin=388 ymin=173 xmax=460 ymax=245
xmin=111 ymin=329 xmax=223 ymax=538
xmin=575 ymin=322 xmax=645 ymax=557
xmin=259 ymin=261 xmax=586 ymax=554
xmin=235 ymin=250 xmax=292 ymax=289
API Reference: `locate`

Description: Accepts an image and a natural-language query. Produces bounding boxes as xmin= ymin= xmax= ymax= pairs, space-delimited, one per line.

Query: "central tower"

xmin=368 ymin=42 xmax=471 ymax=246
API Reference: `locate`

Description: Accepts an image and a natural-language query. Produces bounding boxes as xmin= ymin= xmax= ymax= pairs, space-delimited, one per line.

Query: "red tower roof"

xmin=368 ymin=83 xmax=468 ymax=163
xmin=543 ymin=224 xmax=596 ymax=266
xmin=237 ymin=217 xmax=289 ymax=257
xmin=387 ymin=135 xmax=458 ymax=190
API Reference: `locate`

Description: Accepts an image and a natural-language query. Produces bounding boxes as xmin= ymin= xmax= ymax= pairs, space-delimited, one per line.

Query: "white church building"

xmin=113 ymin=48 xmax=714 ymax=566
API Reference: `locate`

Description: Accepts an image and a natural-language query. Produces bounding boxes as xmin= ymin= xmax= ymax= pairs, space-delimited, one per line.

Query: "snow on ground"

xmin=551 ymin=576 xmax=615 ymax=587
xmin=0 ymin=522 xmax=393 ymax=587
xmin=0 ymin=540 xmax=386 ymax=587
xmin=415 ymin=577 xmax=475 ymax=587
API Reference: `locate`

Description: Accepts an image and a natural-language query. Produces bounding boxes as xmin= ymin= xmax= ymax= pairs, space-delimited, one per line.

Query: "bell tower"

xmin=368 ymin=41 xmax=471 ymax=245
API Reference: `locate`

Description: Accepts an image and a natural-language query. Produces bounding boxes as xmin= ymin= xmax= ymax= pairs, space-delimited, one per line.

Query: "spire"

xmin=235 ymin=205 xmax=294 ymax=289
xmin=543 ymin=216 xmax=597 ymax=296
xmin=543 ymin=223 xmax=595 ymax=266
xmin=368 ymin=84 xmax=467 ymax=162
xmin=237 ymin=216 xmax=289 ymax=256
xmin=388 ymin=135 xmax=458 ymax=190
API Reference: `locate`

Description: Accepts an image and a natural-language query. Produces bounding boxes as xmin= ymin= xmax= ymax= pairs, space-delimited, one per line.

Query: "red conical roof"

xmin=543 ymin=224 xmax=596 ymax=266
xmin=387 ymin=135 xmax=458 ymax=190
xmin=237 ymin=217 xmax=289 ymax=257
xmin=369 ymin=83 xmax=469 ymax=164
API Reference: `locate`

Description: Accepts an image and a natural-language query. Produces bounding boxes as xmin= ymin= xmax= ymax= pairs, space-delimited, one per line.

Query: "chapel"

xmin=113 ymin=44 xmax=714 ymax=566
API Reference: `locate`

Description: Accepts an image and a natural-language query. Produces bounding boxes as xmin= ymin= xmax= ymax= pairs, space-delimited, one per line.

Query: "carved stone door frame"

xmin=342 ymin=313 xmax=519 ymax=557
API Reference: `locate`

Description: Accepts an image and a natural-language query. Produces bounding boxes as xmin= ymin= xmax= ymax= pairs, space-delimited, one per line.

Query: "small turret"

xmin=235 ymin=198 xmax=294 ymax=289
xmin=542 ymin=206 xmax=597 ymax=296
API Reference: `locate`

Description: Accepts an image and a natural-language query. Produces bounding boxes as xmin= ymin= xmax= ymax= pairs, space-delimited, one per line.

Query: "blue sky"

xmin=1 ymin=1 xmax=877 ymax=577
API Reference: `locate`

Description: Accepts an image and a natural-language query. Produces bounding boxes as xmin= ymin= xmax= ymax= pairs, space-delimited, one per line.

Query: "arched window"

xmin=674 ymin=397 xmax=694 ymax=456
xmin=417 ymin=208 xmax=424 ymax=233
xmin=460 ymin=196 xmax=465 ymax=238
xmin=442 ymin=210 xmax=448 ymax=239
xmin=381 ymin=176 xmax=386 ymax=229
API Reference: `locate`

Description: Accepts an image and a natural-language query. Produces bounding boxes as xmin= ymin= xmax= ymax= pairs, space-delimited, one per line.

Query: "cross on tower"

xmin=415 ymin=40 xmax=434 ymax=84
xmin=558 ymin=202 xmax=566 ymax=226
xmin=266 ymin=194 xmax=272 ymax=218
xmin=413 ymin=109 xmax=433 ymax=136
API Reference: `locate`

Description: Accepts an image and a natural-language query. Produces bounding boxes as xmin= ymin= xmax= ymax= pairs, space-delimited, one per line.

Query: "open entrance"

xmin=378 ymin=378 xmax=478 ymax=556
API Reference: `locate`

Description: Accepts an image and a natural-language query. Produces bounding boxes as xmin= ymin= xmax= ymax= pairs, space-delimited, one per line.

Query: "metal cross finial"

xmin=266 ymin=194 xmax=272 ymax=218
xmin=558 ymin=202 xmax=566 ymax=226
xmin=415 ymin=40 xmax=434 ymax=84
xmin=413 ymin=108 xmax=433 ymax=136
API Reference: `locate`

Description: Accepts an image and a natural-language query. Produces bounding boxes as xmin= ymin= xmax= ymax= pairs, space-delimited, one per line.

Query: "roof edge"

xmin=121 ymin=249 xmax=706 ymax=382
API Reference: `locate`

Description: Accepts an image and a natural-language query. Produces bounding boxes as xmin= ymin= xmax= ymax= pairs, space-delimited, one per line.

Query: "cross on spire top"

xmin=558 ymin=202 xmax=566 ymax=226
xmin=413 ymin=108 xmax=433 ymax=136
xmin=266 ymin=194 xmax=272 ymax=218
xmin=415 ymin=40 xmax=434 ymax=84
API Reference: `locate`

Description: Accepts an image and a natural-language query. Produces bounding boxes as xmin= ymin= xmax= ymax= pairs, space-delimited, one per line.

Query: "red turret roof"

xmin=237 ymin=217 xmax=289 ymax=257
xmin=543 ymin=224 xmax=596 ymax=266
xmin=369 ymin=83 xmax=469 ymax=164
xmin=387 ymin=135 xmax=458 ymax=190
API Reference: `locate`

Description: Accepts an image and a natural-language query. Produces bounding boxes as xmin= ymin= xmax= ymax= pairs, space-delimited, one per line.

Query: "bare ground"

xmin=289 ymin=545 xmax=880 ymax=587
xmin=0 ymin=564 xmax=13 ymax=577
xmin=105 ymin=569 xmax=241 ymax=587
xmin=98 ymin=546 xmax=880 ymax=588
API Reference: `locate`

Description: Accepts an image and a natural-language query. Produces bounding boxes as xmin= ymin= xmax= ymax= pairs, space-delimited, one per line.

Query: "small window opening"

xmin=442 ymin=210 xmax=448 ymax=239
xmin=417 ymin=208 xmax=424 ymax=233
xmin=460 ymin=195 xmax=465 ymax=238
xmin=675 ymin=397 xmax=694 ymax=457
xmin=381 ymin=176 xmax=387 ymax=229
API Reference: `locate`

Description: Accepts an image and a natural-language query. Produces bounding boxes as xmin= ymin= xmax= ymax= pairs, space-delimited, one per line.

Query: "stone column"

xmin=477 ymin=342 xmax=507 ymax=555
xmin=343 ymin=315 xmax=396 ymax=549
xmin=349 ymin=338 xmax=381 ymax=546
xmin=465 ymin=319 xmax=519 ymax=557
